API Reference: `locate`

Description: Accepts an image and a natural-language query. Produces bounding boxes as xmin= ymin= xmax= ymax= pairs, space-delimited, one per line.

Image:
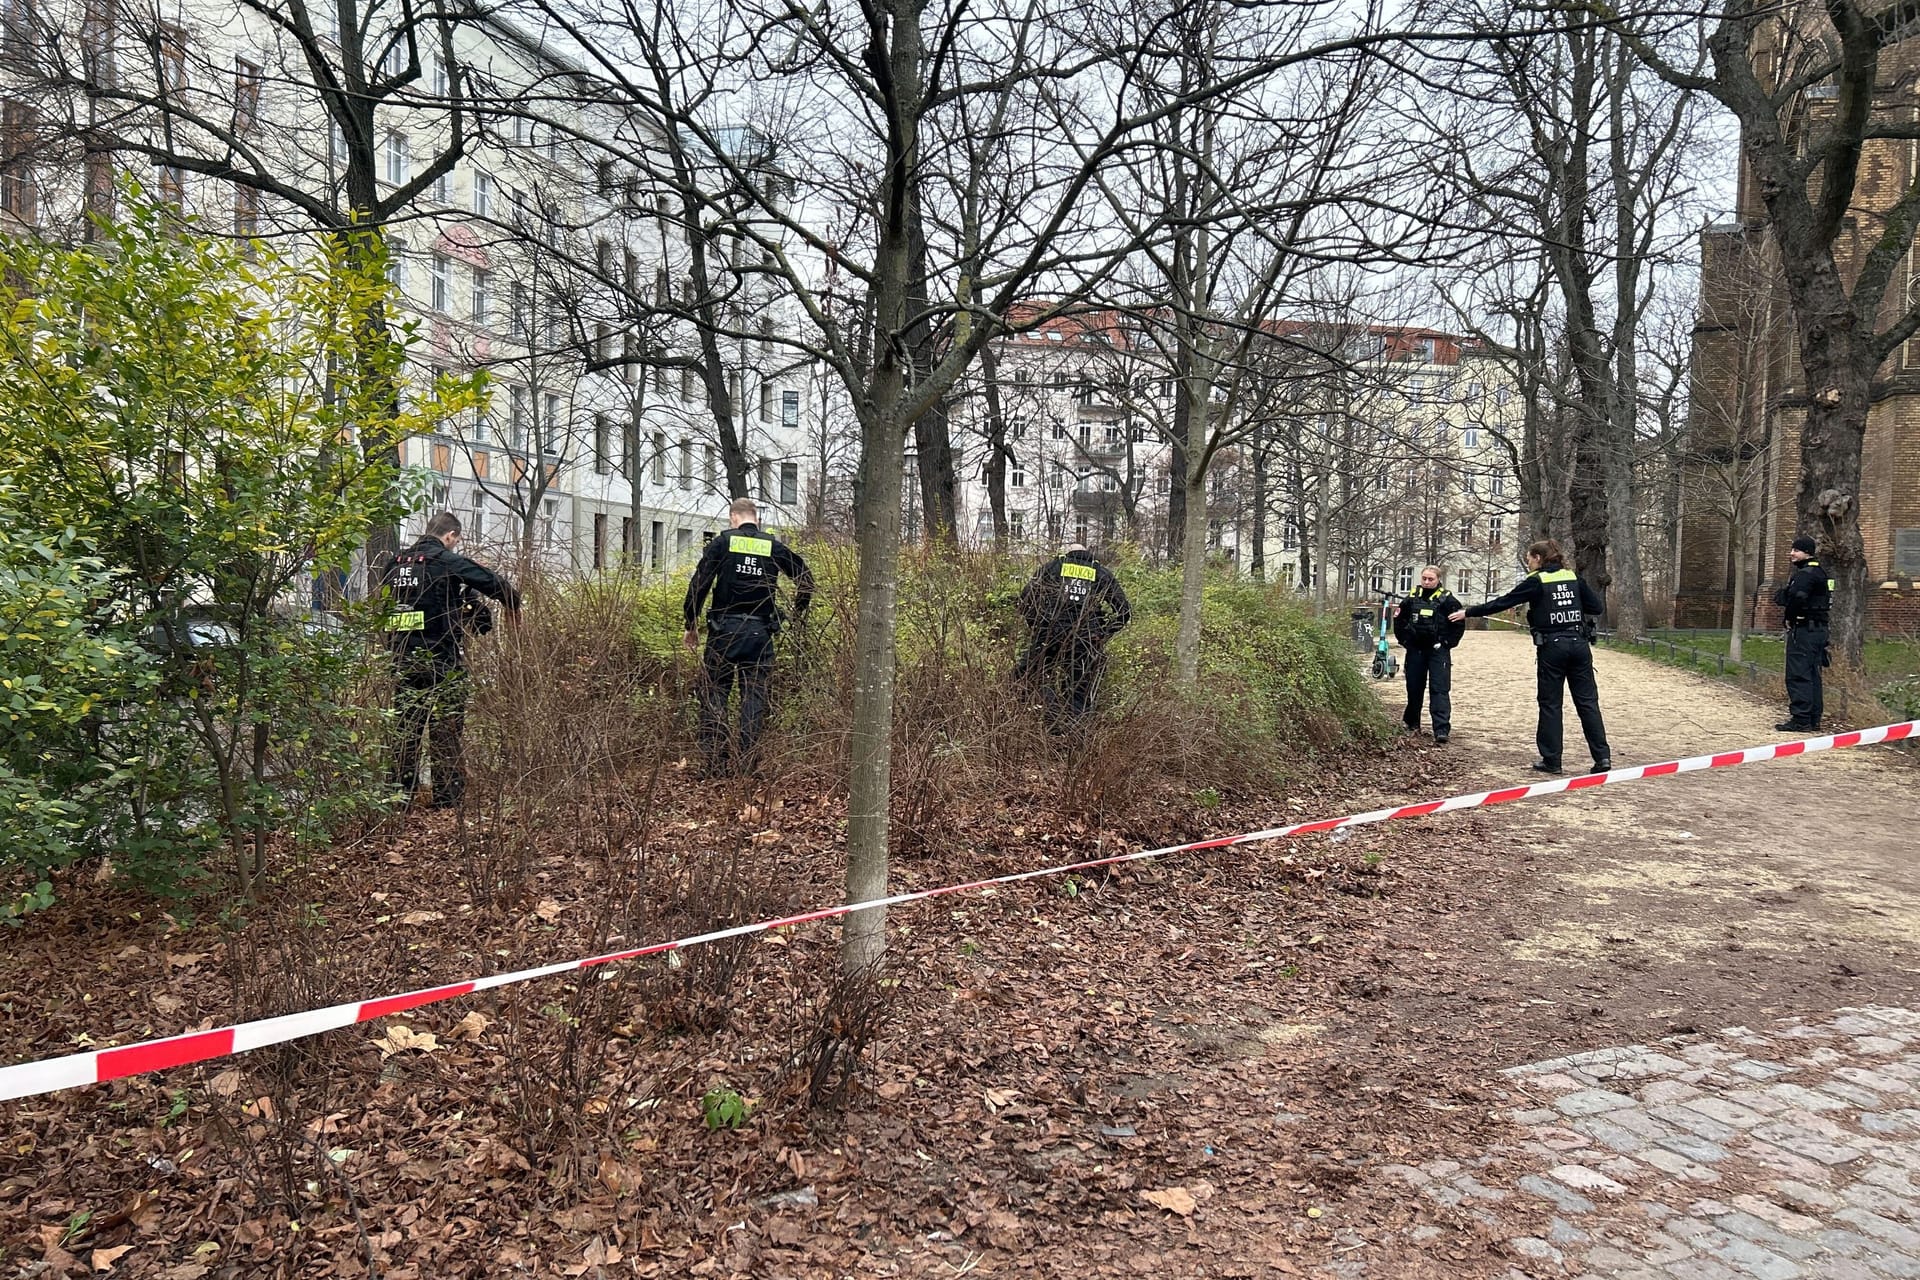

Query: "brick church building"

xmin=1677 ymin=80 xmax=1920 ymax=634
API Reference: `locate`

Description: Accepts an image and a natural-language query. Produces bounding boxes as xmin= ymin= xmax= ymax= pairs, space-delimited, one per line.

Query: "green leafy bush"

xmin=0 ymin=193 xmax=475 ymax=897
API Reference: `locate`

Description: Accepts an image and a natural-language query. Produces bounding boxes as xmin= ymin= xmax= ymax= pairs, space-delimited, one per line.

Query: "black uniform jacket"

xmin=1772 ymin=558 xmax=1833 ymax=625
xmin=1018 ymin=551 xmax=1132 ymax=645
xmin=1464 ymin=565 xmax=1603 ymax=637
xmin=682 ymin=522 xmax=814 ymax=630
xmin=1393 ymin=586 xmax=1466 ymax=651
xmin=382 ymin=537 xmax=522 ymax=667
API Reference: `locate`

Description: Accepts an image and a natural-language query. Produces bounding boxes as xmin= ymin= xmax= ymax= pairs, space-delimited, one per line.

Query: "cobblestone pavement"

xmin=1385 ymin=1007 xmax=1920 ymax=1279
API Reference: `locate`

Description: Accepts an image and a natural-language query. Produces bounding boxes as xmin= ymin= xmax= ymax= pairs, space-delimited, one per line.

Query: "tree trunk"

xmin=1796 ymin=358 xmax=1873 ymax=669
xmin=842 ymin=403 xmax=905 ymax=975
xmin=980 ymin=345 xmax=1011 ymax=548
xmin=1313 ymin=460 xmax=1330 ymax=610
xmin=1165 ymin=389 xmax=1189 ymax=561
xmin=1249 ymin=442 xmax=1268 ymax=582
xmin=839 ymin=0 xmax=924 ymax=977
xmin=906 ymin=192 xmax=958 ymax=543
xmin=1174 ymin=384 xmax=1209 ymax=684
xmin=1729 ymin=516 xmax=1747 ymax=664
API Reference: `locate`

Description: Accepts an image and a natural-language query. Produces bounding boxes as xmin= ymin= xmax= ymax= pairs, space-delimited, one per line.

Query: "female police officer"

xmin=1449 ymin=539 xmax=1612 ymax=775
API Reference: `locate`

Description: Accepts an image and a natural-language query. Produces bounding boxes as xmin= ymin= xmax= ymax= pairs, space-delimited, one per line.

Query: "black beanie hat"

xmin=1792 ymin=535 xmax=1817 ymax=555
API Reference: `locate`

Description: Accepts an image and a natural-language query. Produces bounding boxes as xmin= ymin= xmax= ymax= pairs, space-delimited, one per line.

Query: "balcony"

xmin=1071 ymin=487 xmax=1122 ymax=512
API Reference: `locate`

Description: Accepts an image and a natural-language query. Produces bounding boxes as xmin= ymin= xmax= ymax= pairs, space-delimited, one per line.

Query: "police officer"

xmin=1393 ymin=564 xmax=1465 ymax=742
xmin=1013 ymin=542 xmax=1131 ymax=733
xmin=1773 ymin=534 xmax=1832 ymax=732
xmin=382 ymin=511 xmax=522 ymax=809
xmin=682 ymin=497 xmax=814 ymax=776
xmin=1450 ymin=538 xmax=1611 ymax=774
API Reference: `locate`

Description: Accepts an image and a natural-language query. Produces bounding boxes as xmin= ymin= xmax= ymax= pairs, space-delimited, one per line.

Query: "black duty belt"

xmin=1787 ymin=618 xmax=1829 ymax=628
xmin=1536 ymin=631 xmax=1584 ymax=643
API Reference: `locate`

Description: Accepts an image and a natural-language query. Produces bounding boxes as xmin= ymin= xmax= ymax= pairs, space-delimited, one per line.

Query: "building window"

xmin=1459 ymin=516 xmax=1473 ymax=547
xmin=157 ymin=24 xmax=188 ymax=95
xmin=675 ymin=526 xmax=693 ymax=558
xmin=1488 ymin=516 xmax=1503 ymax=551
xmin=156 ymin=163 xmax=186 ymax=207
xmin=1463 ymin=425 xmax=1480 ymax=449
xmin=760 ymin=380 xmax=774 ymax=422
xmin=1494 ymin=386 xmax=1511 ymax=406
xmin=1011 ymin=462 xmax=1026 ymax=488
xmin=593 ymin=414 xmax=610 ymax=474
xmin=506 ymin=386 xmax=527 ymax=449
xmin=232 ymin=184 xmax=259 ymax=237
xmin=652 ymin=432 xmax=667 ymax=484
xmin=1047 ymin=465 xmax=1063 ymax=490
xmin=782 ymin=390 xmax=799 ymax=429
xmin=509 ymin=283 xmax=527 ymax=338
xmin=1010 ymin=510 xmax=1026 ymax=540
xmin=1051 ymin=420 xmax=1066 ymax=440
xmin=385 ymin=237 xmax=408 ymax=292
xmin=592 ymin=512 xmax=607 ymax=569
xmin=233 ymin=58 xmax=262 ymax=132
xmin=678 ymin=437 xmax=692 ymax=488
xmin=473 ymin=170 xmax=493 ymax=217
xmin=543 ymin=394 xmax=561 ymax=454
xmin=704 ymin=443 xmax=717 ymax=487
xmin=680 ymin=366 xmax=695 ymax=401
xmin=429 ymin=50 xmax=447 ymax=96
xmin=621 ymin=516 xmax=634 ymax=558
xmin=1466 ymin=381 xmax=1483 ymax=399
xmin=1370 ymin=565 xmax=1386 ymax=593
xmin=470 ymin=268 xmax=489 ymax=326
xmin=1374 ymin=472 xmax=1389 ymax=492
xmin=429 ymin=254 xmax=450 ymax=312
xmin=1491 ymin=474 xmax=1506 ymax=496
xmin=1076 ymin=515 xmax=1090 ymax=544
xmin=780 ymin=462 xmax=799 ymax=505
xmin=1398 ymin=566 xmax=1415 ymax=594
xmin=650 ymin=520 xmax=665 ymax=566
xmin=385 ymin=132 xmax=409 ymax=186
xmin=1457 ymin=569 xmax=1471 ymax=595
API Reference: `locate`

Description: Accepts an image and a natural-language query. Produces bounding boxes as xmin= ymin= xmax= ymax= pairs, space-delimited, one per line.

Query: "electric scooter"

xmin=1369 ymin=593 xmax=1399 ymax=681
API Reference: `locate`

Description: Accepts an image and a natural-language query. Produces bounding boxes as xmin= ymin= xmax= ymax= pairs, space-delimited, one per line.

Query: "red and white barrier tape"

xmin=3 ymin=720 xmax=1913 ymax=1103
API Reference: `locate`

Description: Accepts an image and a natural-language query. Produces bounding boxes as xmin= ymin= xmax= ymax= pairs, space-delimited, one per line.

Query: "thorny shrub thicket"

xmin=18 ymin=542 xmax=1386 ymax=1253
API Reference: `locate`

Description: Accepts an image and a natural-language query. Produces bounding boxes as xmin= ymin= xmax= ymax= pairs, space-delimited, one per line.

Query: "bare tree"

xmin=1424 ymin=0 xmax=1707 ymax=637
xmin=1610 ymin=0 xmax=1920 ymax=668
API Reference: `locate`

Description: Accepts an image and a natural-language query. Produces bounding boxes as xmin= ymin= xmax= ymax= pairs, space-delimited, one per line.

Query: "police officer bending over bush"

xmin=683 ymin=497 xmax=814 ymax=777
xmin=1774 ymin=534 xmax=1832 ymax=733
xmin=1393 ymin=564 xmax=1465 ymax=742
xmin=382 ymin=511 xmax=522 ymax=810
xmin=1450 ymin=538 xmax=1611 ymax=775
xmin=1013 ymin=542 xmax=1131 ymax=734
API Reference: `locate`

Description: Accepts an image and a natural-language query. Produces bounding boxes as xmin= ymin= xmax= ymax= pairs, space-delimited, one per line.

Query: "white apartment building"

xmin=951 ymin=312 xmax=1528 ymax=602
xmin=0 ymin=2 xmax=824 ymax=585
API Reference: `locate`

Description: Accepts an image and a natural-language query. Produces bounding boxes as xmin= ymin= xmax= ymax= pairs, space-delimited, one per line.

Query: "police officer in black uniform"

xmin=1013 ymin=542 xmax=1132 ymax=733
xmin=1452 ymin=538 xmax=1611 ymax=774
xmin=1393 ymin=564 xmax=1466 ymax=742
xmin=1774 ymin=534 xmax=1832 ymax=732
xmin=682 ymin=497 xmax=814 ymax=776
xmin=382 ymin=511 xmax=522 ymax=809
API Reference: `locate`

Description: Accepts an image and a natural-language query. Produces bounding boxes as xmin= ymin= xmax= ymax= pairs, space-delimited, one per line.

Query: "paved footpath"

xmin=1390 ymin=1007 xmax=1920 ymax=1278
xmin=1363 ymin=633 xmax=1920 ymax=1278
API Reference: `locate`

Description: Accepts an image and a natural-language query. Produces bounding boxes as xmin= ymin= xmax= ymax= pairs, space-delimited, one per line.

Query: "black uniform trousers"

xmin=1535 ymin=633 xmax=1609 ymax=767
xmin=1014 ymin=634 xmax=1108 ymax=733
xmin=392 ymin=657 xmax=469 ymax=806
xmin=1784 ymin=622 xmax=1828 ymax=728
xmin=699 ymin=615 xmax=777 ymax=769
xmin=1402 ymin=646 xmax=1452 ymax=736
